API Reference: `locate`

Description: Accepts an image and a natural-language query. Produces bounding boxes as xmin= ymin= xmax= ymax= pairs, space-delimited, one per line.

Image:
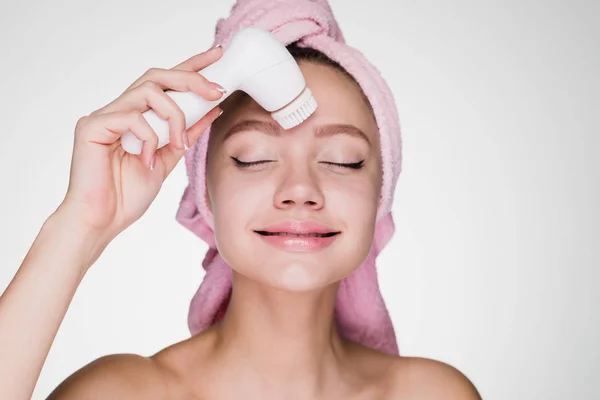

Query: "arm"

xmin=0 ymin=46 xmax=223 ymax=400
xmin=0 ymin=205 xmax=107 ymax=400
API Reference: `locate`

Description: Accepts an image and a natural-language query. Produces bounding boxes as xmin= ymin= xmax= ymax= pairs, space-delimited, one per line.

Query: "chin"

xmin=272 ymin=260 xmax=334 ymax=292
xmin=238 ymin=257 xmax=342 ymax=293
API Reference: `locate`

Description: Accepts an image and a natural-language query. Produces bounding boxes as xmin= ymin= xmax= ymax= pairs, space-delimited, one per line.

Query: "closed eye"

xmin=231 ymin=157 xmax=364 ymax=170
xmin=323 ymin=161 xmax=364 ymax=169
xmin=231 ymin=157 xmax=273 ymax=168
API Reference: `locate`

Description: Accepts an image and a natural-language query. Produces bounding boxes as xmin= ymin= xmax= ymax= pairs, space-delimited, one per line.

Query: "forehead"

xmin=211 ymin=62 xmax=379 ymax=143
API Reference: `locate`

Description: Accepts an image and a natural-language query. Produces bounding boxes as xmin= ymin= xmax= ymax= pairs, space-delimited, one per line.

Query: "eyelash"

xmin=231 ymin=157 xmax=364 ymax=170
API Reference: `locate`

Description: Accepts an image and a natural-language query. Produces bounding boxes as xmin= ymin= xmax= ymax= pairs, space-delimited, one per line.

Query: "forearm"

xmin=0 ymin=206 xmax=108 ymax=400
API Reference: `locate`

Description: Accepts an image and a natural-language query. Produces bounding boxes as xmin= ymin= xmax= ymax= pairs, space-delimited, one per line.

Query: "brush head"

xmin=271 ymin=87 xmax=317 ymax=129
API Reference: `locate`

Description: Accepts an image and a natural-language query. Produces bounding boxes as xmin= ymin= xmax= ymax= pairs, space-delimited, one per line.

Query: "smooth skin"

xmin=0 ymin=44 xmax=226 ymax=400
xmin=0 ymin=47 xmax=482 ymax=399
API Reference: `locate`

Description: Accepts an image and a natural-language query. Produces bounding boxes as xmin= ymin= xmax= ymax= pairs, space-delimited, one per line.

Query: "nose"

xmin=274 ymin=165 xmax=325 ymax=211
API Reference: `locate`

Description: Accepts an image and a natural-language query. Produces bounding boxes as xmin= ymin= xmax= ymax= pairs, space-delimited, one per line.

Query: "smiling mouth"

xmin=255 ymin=231 xmax=340 ymax=237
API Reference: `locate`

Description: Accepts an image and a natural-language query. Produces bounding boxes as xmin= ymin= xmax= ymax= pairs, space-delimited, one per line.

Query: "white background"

xmin=0 ymin=1 xmax=598 ymax=399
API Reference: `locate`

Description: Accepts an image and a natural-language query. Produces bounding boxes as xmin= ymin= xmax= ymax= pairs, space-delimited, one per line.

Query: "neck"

xmin=209 ymin=271 xmax=349 ymax=398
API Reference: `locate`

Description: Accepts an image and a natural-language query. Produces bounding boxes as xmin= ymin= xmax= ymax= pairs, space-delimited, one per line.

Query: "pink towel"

xmin=176 ymin=0 xmax=403 ymax=355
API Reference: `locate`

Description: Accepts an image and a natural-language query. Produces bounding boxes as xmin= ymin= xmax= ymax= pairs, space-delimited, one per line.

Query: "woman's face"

xmin=206 ymin=61 xmax=382 ymax=291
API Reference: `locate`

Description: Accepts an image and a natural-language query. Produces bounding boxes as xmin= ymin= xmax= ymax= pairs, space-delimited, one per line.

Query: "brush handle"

xmin=120 ymin=61 xmax=236 ymax=155
xmin=120 ymin=27 xmax=298 ymax=154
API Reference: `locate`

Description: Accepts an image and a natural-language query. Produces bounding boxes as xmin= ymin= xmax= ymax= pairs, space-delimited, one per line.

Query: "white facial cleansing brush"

xmin=120 ymin=27 xmax=318 ymax=154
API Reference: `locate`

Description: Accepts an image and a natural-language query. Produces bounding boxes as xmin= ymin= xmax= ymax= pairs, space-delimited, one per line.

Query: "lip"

xmin=254 ymin=220 xmax=341 ymax=252
xmin=258 ymin=220 xmax=340 ymax=235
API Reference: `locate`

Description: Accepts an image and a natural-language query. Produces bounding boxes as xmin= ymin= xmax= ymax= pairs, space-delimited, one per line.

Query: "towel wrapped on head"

xmin=176 ymin=0 xmax=403 ymax=355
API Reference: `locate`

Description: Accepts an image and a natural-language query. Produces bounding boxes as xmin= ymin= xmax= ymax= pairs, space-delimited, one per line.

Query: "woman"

xmin=0 ymin=4 xmax=482 ymax=400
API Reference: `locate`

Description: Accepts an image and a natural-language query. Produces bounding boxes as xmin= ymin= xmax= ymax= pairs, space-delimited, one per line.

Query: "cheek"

xmin=326 ymin=165 xmax=380 ymax=212
xmin=210 ymin=171 xmax=272 ymax=219
xmin=210 ymin=172 xmax=272 ymax=264
xmin=328 ymin=180 xmax=378 ymax=244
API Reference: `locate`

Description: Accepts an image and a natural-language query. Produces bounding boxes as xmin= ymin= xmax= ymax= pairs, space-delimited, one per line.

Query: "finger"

xmin=94 ymin=81 xmax=188 ymax=150
xmin=186 ymin=106 xmax=224 ymax=145
xmin=94 ymin=69 xmax=225 ymax=117
xmin=93 ymin=72 xmax=225 ymax=150
xmin=172 ymin=44 xmax=223 ymax=72
xmin=127 ymin=68 xmax=226 ymax=102
xmin=76 ymin=110 xmax=159 ymax=168
xmin=122 ymin=45 xmax=223 ymax=93
xmin=99 ymin=78 xmax=221 ymax=150
xmin=92 ymin=45 xmax=224 ymax=115
xmin=159 ymin=106 xmax=223 ymax=176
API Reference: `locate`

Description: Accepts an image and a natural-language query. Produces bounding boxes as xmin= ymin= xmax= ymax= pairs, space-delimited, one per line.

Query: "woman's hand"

xmin=60 ymin=45 xmax=225 ymax=246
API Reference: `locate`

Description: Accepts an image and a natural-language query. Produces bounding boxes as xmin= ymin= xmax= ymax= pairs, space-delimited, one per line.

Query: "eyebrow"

xmin=221 ymin=119 xmax=371 ymax=147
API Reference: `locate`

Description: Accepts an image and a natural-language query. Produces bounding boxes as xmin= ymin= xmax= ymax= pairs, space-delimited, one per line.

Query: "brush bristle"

xmin=271 ymin=87 xmax=318 ymax=129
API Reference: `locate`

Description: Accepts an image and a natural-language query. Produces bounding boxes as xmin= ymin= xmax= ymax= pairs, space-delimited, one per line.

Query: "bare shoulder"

xmin=46 ymin=353 xmax=174 ymax=400
xmin=384 ymin=356 xmax=482 ymax=399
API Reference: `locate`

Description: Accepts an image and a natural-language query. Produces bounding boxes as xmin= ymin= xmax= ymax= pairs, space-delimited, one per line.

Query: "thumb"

xmin=187 ymin=106 xmax=223 ymax=145
xmin=160 ymin=106 xmax=223 ymax=175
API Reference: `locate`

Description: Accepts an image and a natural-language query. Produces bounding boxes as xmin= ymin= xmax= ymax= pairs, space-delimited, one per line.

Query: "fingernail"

xmin=150 ymin=154 xmax=156 ymax=170
xmin=211 ymin=43 xmax=222 ymax=49
xmin=183 ymin=132 xmax=190 ymax=149
xmin=218 ymin=109 xmax=223 ymax=117
xmin=209 ymin=81 xmax=227 ymax=93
